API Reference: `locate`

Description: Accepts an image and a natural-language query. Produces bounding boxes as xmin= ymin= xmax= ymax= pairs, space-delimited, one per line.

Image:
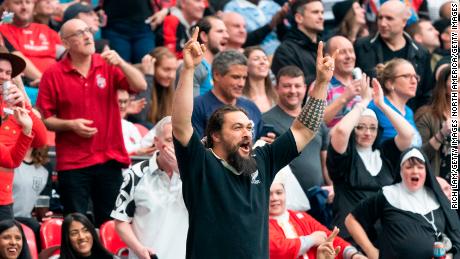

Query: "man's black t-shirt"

xmin=380 ymin=37 xmax=409 ymax=62
xmin=173 ymin=130 xmax=299 ymax=259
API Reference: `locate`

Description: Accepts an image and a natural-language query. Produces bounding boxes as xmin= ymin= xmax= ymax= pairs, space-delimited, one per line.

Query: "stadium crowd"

xmin=0 ymin=0 xmax=457 ymax=258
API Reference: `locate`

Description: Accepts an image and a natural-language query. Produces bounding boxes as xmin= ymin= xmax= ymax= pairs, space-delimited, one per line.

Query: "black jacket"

xmin=354 ymin=32 xmax=433 ymax=112
xmin=271 ymin=27 xmax=319 ymax=87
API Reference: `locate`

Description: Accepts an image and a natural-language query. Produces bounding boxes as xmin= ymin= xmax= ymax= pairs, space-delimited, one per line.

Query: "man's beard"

xmin=225 ymin=141 xmax=257 ymax=176
xmin=208 ymin=43 xmax=221 ymax=55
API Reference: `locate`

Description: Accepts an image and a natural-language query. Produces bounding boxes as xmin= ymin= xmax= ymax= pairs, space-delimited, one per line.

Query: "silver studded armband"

xmin=296 ymin=96 xmax=326 ymax=132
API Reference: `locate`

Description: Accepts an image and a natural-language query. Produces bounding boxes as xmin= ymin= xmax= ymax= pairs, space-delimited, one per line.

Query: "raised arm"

xmin=290 ymin=42 xmax=337 ymax=152
xmin=172 ymin=28 xmax=206 ymax=145
xmin=101 ymin=50 xmax=147 ymax=92
xmin=371 ymin=79 xmax=415 ymax=151
xmin=329 ymin=75 xmax=371 ymax=154
xmin=0 ymin=107 xmax=33 ymax=169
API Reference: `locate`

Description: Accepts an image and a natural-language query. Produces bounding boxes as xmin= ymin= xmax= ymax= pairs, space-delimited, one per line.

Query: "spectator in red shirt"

xmin=0 ymin=0 xmax=65 ymax=84
xmin=156 ymin=0 xmax=206 ymax=59
xmin=36 ymin=18 xmax=147 ymax=226
xmin=0 ymin=51 xmax=47 ymax=221
xmin=268 ymin=178 xmax=365 ymax=259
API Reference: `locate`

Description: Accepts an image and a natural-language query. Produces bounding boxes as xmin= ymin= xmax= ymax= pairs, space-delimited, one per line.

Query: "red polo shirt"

xmin=37 ymin=54 xmax=131 ymax=171
xmin=0 ymin=23 xmax=61 ymax=73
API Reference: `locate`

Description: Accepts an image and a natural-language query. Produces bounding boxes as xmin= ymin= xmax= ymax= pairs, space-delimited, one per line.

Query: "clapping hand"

xmin=371 ymin=78 xmax=385 ymax=109
xmin=183 ymin=27 xmax=206 ymax=69
xmin=358 ymin=73 xmax=371 ymax=102
xmin=316 ymin=41 xmax=338 ymax=85
xmin=127 ymin=98 xmax=146 ymax=115
xmin=317 ymin=227 xmax=341 ymax=259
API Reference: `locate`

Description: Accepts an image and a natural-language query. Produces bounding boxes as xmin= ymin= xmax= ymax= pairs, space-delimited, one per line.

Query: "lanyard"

xmin=421 ymin=210 xmax=442 ymax=240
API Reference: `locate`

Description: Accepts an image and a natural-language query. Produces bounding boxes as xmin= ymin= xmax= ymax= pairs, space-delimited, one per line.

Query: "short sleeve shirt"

xmin=325 ymin=76 xmax=361 ymax=128
xmin=36 ymin=54 xmax=131 ymax=171
xmin=111 ymin=157 xmax=188 ymax=259
xmin=173 ymin=129 xmax=299 ymax=258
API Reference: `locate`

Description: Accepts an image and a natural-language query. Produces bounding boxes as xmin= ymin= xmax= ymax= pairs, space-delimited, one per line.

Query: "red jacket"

xmin=0 ymin=131 xmax=33 ymax=168
xmin=0 ymin=106 xmax=47 ymax=205
xmin=269 ymin=210 xmax=350 ymax=259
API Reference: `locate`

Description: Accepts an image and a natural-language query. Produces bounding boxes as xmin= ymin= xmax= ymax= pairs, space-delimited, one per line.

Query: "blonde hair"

xmin=148 ymin=47 xmax=176 ymax=124
xmin=375 ymin=58 xmax=413 ymax=94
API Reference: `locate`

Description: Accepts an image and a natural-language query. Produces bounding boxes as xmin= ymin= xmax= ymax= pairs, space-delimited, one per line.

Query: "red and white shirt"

xmin=0 ymin=23 xmax=61 ymax=73
xmin=37 ymin=53 xmax=131 ymax=171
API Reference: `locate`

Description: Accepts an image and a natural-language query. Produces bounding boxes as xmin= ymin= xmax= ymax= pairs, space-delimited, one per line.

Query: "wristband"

xmin=297 ymin=96 xmax=326 ymax=132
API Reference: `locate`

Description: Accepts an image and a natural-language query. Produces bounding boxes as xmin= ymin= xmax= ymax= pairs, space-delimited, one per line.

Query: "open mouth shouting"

xmin=410 ymin=175 xmax=420 ymax=185
xmin=239 ymin=140 xmax=252 ymax=155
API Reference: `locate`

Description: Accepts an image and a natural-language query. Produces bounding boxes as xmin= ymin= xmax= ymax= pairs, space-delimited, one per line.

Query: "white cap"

xmin=362 ymin=108 xmax=377 ymax=120
xmin=272 ymin=170 xmax=287 ymax=186
xmin=400 ymin=148 xmax=425 ymax=166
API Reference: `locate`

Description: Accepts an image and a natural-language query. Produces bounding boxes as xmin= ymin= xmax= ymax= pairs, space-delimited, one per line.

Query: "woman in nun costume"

xmin=345 ymin=148 xmax=460 ymax=259
xmin=327 ymin=77 xmax=415 ymax=241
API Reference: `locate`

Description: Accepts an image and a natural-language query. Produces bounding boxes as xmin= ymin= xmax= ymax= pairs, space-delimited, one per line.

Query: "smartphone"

xmin=261 ymin=124 xmax=277 ymax=137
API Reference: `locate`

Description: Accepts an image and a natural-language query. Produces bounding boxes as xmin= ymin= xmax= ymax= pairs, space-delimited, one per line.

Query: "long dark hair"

xmin=0 ymin=219 xmax=31 ymax=259
xmin=415 ymin=65 xmax=451 ymax=122
xmin=60 ymin=213 xmax=113 ymax=259
xmin=205 ymin=105 xmax=249 ymax=148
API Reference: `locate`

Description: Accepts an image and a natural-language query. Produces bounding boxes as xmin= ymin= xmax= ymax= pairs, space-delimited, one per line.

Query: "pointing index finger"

xmin=317 ymin=41 xmax=324 ymax=62
xmin=192 ymin=27 xmax=199 ymax=41
xmin=326 ymin=226 xmax=339 ymax=242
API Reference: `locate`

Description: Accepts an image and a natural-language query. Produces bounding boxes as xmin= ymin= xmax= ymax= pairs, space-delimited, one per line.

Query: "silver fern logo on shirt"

xmin=251 ymin=171 xmax=260 ymax=185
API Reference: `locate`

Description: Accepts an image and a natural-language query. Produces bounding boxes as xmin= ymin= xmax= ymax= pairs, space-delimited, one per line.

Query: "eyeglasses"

xmin=393 ymin=73 xmax=421 ymax=82
xmin=63 ymin=27 xmax=93 ymax=39
xmin=355 ymin=125 xmax=378 ymax=133
xmin=118 ymin=99 xmax=130 ymax=105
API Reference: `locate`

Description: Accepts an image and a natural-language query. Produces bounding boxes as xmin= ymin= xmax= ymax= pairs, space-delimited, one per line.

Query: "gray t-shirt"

xmin=262 ymin=105 xmax=328 ymax=192
xmin=13 ymin=162 xmax=49 ymax=217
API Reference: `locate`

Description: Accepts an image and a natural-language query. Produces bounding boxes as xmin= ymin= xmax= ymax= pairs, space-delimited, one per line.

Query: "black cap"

xmin=63 ymin=3 xmax=93 ymax=24
xmin=332 ymin=0 xmax=354 ymax=25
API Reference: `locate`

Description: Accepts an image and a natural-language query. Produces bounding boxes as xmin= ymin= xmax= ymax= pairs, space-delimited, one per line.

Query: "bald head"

xmin=222 ymin=12 xmax=247 ymax=49
xmin=377 ymin=0 xmax=409 ymax=41
xmin=60 ymin=19 xmax=95 ymax=55
xmin=327 ymin=36 xmax=355 ymax=75
xmin=380 ymin=0 xmax=410 ymax=20
xmin=60 ymin=19 xmax=87 ymax=38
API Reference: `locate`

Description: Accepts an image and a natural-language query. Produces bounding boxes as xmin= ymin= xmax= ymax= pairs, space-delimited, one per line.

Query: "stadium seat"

xmin=21 ymin=224 xmax=38 ymax=259
xmin=99 ymin=220 xmax=129 ymax=256
xmin=40 ymin=218 xmax=62 ymax=250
